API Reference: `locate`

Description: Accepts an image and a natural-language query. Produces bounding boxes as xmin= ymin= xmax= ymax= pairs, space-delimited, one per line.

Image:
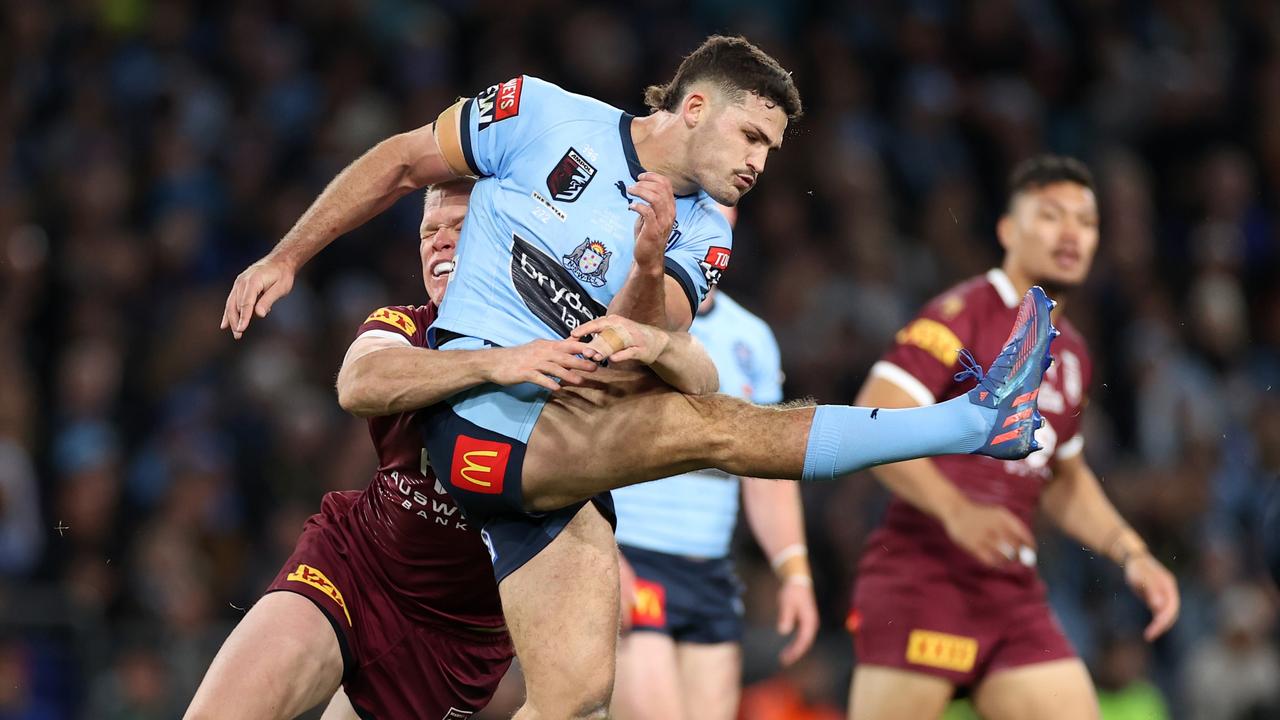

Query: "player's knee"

xmin=525 ymin=671 xmax=612 ymax=720
xmin=520 ymin=698 xmax=610 ymax=720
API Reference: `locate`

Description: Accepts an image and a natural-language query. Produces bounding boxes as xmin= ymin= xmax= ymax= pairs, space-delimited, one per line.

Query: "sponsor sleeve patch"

xmin=286 ymin=564 xmax=353 ymax=626
xmin=476 ymin=76 xmax=523 ymax=131
xmin=363 ymin=307 xmax=418 ymax=337
xmin=905 ymin=629 xmax=978 ymax=672
xmin=698 ymin=246 xmax=731 ymax=287
xmin=703 ymin=246 xmax=731 ymax=270
xmin=494 ymin=76 xmax=523 ymax=122
xmin=895 ymin=318 xmax=963 ymax=367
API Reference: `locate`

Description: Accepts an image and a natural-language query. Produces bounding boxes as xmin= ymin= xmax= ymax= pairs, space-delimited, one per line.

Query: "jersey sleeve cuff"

xmin=663 ymin=258 xmax=699 ymax=321
xmin=457 ymin=98 xmax=482 ymax=176
xmin=355 ymin=329 xmax=414 ymax=345
xmin=868 ymin=360 xmax=937 ymax=406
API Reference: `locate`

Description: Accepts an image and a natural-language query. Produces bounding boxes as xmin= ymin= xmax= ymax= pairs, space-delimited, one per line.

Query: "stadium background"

xmin=2 ymin=0 xmax=1279 ymax=718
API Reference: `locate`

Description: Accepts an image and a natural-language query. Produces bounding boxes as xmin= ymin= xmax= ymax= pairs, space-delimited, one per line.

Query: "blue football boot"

xmin=956 ymin=285 xmax=1059 ymax=460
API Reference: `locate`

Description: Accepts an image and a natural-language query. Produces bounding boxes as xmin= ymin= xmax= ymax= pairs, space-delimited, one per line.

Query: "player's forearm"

xmin=1041 ymin=460 xmax=1147 ymax=565
xmin=337 ymin=347 xmax=490 ymax=417
xmin=743 ymin=477 xmax=811 ymax=581
xmin=607 ymin=265 xmax=668 ymax=328
xmin=870 ymin=458 xmax=973 ymax=521
xmin=649 ymin=331 xmax=718 ymax=394
xmin=268 ymin=130 xmax=437 ymax=271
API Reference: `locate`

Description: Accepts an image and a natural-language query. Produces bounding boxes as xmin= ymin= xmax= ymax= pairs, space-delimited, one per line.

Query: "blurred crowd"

xmin=2 ymin=1 xmax=1279 ymax=718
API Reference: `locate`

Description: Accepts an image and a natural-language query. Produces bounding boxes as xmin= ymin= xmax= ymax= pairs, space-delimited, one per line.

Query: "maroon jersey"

xmin=860 ymin=269 xmax=1093 ymax=590
xmin=342 ymin=304 xmax=504 ymax=629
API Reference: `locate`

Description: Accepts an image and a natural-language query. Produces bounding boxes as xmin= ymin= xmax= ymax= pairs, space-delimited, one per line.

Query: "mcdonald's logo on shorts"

xmin=631 ymin=578 xmax=667 ymax=628
xmin=905 ymin=629 xmax=978 ymax=672
xmin=286 ymin=564 xmax=353 ymax=626
xmin=450 ymin=435 xmax=511 ymax=494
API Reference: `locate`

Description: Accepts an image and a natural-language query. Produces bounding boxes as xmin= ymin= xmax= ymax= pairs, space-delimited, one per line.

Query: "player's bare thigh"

xmin=676 ymin=642 xmax=741 ymax=720
xmin=971 ymin=658 xmax=1099 ymax=720
xmin=523 ymin=365 xmax=808 ymax=511
xmin=184 ymin=591 xmax=344 ymax=720
xmin=848 ymin=665 xmax=954 ymax=720
xmin=502 ymin=502 xmax=618 ymax=719
xmin=612 ymin=633 xmax=684 ymax=720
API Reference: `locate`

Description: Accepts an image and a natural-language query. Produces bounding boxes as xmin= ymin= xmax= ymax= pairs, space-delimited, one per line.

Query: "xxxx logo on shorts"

xmin=451 ymin=435 xmax=511 ymax=494
xmin=287 ymin=564 xmax=352 ymax=626
xmin=631 ymin=578 xmax=667 ymax=628
xmin=905 ymin=629 xmax=978 ymax=673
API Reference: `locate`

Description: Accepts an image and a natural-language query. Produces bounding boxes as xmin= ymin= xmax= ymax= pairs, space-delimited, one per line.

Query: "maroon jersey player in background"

xmin=846 ymin=156 xmax=1180 ymax=720
xmin=184 ymin=179 xmax=603 ymax=720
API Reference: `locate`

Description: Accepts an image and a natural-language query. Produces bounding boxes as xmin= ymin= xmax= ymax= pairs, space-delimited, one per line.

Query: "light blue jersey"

xmin=613 ymin=293 xmax=784 ymax=559
xmin=432 ymin=75 xmax=734 ymax=347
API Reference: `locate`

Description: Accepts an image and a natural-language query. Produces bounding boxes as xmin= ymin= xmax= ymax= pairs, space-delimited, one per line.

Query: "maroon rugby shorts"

xmin=267 ymin=500 xmax=514 ymax=719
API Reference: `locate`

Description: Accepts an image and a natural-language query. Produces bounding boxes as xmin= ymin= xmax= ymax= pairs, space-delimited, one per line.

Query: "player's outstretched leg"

xmin=521 ymin=288 xmax=1057 ymax=510
xmin=184 ymin=592 xmax=345 ymax=720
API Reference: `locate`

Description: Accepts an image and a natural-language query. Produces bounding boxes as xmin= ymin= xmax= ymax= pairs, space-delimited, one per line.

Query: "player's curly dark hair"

xmin=644 ymin=35 xmax=802 ymax=121
xmin=1008 ymin=155 xmax=1095 ymax=199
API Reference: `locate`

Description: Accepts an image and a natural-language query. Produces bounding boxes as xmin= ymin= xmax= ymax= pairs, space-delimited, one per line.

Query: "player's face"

xmin=420 ymin=183 xmax=473 ymax=305
xmin=688 ymin=91 xmax=787 ymax=206
xmin=1001 ymin=181 xmax=1099 ymax=288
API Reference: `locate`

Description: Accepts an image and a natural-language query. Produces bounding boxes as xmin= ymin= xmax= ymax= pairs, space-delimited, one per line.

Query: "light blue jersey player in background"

xmin=612 ymin=286 xmax=820 ymax=720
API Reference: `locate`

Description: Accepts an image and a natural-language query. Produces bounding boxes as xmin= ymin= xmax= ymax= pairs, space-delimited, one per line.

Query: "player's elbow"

xmin=336 ymin=363 xmax=382 ymax=418
xmin=392 ymin=123 xmax=455 ymax=190
xmin=371 ymin=132 xmax=425 ymax=194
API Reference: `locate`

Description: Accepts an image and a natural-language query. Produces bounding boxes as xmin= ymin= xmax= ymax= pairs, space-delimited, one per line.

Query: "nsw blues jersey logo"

xmin=562 ymin=238 xmax=612 ymax=287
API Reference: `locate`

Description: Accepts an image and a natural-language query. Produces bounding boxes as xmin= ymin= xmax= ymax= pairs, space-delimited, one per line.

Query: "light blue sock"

xmin=801 ymin=397 xmax=996 ymax=481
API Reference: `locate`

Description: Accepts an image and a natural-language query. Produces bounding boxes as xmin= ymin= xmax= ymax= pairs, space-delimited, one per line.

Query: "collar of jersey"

xmin=619 ymin=113 xmax=699 ymax=199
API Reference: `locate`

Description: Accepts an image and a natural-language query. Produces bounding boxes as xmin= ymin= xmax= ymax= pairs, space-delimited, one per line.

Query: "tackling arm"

xmin=223 ymin=104 xmax=470 ymax=337
xmin=336 ymin=334 xmax=600 ymax=418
